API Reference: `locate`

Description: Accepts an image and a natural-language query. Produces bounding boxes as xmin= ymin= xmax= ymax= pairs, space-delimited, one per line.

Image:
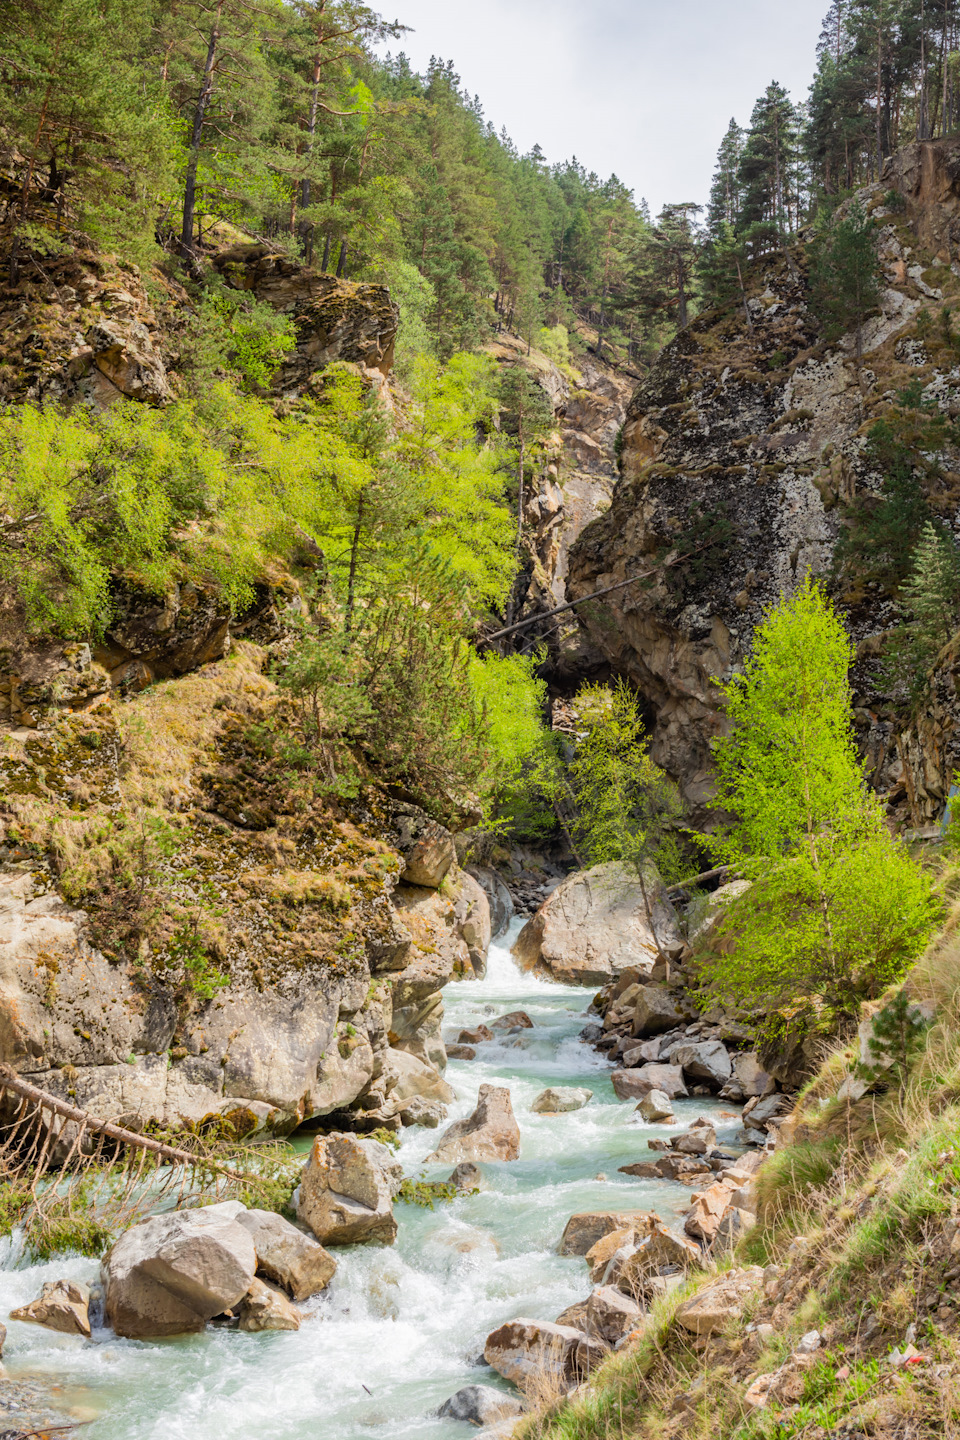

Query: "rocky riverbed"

xmin=0 ymin=917 xmax=754 ymax=1440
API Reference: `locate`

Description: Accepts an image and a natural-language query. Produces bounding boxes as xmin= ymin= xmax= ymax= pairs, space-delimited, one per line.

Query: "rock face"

xmin=11 ymin=1280 xmax=92 ymax=1338
xmin=102 ymin=1202 xmax=257 ymax=1338
xmin=426 ymin=1085 xmax=521 ymax=1164
xmin=484 ymin=1318 xmax=607 ymax=1393
xmin=512 ymin=863 xmax=681 ymax=985
xmin=234 ymin=1208 xmax=336 ymax=1300
xmin=213 ymin=244 xmax=399 ymax=380
xmin=297 ymin=1134 xmax=401 ymax=1247
xmin=467 ymin=865 xmax=514 ymax=937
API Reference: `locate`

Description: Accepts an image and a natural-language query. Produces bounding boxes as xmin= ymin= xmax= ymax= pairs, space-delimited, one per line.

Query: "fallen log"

xmin=0 ymin=1064 xmax=245 ymax=1181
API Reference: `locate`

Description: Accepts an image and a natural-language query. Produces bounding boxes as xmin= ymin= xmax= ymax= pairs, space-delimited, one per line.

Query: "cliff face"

xmin=565 ymin=143 xmax=960 ymax=828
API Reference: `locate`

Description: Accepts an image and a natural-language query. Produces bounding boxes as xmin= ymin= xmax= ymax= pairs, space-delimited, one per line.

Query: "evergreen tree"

xmin=706 ymin=119 xmax=745 ymax=237
xmin=739 ymin=82 xmax=800 ymax=239
xmin=809 ymin=199 xmax=880 ymax=369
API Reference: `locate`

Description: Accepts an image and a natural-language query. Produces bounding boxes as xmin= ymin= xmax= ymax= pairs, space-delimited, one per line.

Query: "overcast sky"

xmin=378 ymin=0 xmax=828 ymax=214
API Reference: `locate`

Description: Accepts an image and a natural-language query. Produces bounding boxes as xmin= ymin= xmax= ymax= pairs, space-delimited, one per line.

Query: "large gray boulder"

xmin=297 ymin=1134 xmax=401 ymax=1247
xmin=631 ymin=984 xmax=683 ymax=1036
xmin=234 ymin=1208 xmax=336 ymax=1300
xmin=530 ymin=1087 xmax=593 ymax=1114
xmin=102 ymin=1201 xmax=257 ymax=1338
xmin=667 ymin=1040 xmax=732 ymax=1087
xmin=426 ymin=1085 xmax=520 ymax=1164
xmin=512 ymin=863 xmax=681 ymax=985
xmin=438 ymin=1385 xmax=524 ymax=1426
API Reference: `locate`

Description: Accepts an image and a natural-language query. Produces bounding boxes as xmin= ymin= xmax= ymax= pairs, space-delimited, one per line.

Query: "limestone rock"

xmin=102 ymin=1202 xmax=257 ymax=1338
xmin=632 ymin=985 xmax=684 ymax=1037
xmin=512 ymin=863 xmax=681 ymax=985
xmin=234 ymin=1208 xmax=336 ymax=1301
xmin=733 ymin=1052 xmax=777 ymax=1099
xmin=458 ymin=871 xmax=492 ymax=977
xmin=459 ymin=1025 xmax=493 ymax=1044
xmin=438 ymin=1385 xmax=524 ymax=1427
xmin=667 ymin=1040 xmax=732 ymax=1087
xmin=484 ymin=1318 xmax=607 ymax=1393
xmin=637 ymin=1089 xmax=674 ymax=1123
xmin=558 ymin=1211 xmax=656 ymax=1257
xmin=392 ymin=808 xmax=457 ymax=887
xmin=446 ymin=1162 xmax=483 ymax=1192
xmin=684 ymin=1180 xmax=740 ymax=1245
xmin=380 ymin=1047 xmax=456 ymax=1109
xmin=585 ymin=1226 xmax=636 ymax=1283
xmin=11 ymin=1279 xmax=92 ymax=1338
xmin=530 ymin=1087 xmax=593 ymax=1114
xmin=584 ymin=1285 xmax=643 ymax=1344
xmin=675 ymin=1267 xmax=764 ymax=1335
xmin=297 ymin=1134 xmax=400 ymax=1247
xmin=466 ymin=865 xmax=514 ymax=937
xmin=612 ymin=1064 xmax=687 ymax=1101
xmin=447 ymin=1044 xmax=477 ymax=1060
xmin=426 ymin=1085 xmax=520 ymax=1163
xmin=238 ymin=1277 xmax=301 ymax=1332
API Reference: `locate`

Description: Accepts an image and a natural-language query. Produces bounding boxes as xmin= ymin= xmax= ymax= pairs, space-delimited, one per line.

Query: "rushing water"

xmin=0 ymin=920 xmax=741 ymax=1438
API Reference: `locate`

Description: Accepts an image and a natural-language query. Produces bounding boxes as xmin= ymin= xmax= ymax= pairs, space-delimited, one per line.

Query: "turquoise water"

xmin=0 ymin=920 xmax=740 ymax=1438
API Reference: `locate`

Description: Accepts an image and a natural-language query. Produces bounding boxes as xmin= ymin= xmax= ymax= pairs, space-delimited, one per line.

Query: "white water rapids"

xmin=0 ymin=920 xmax=741 ymax=1438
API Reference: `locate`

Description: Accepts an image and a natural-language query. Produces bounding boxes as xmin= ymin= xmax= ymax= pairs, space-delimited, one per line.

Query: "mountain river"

xmin=0 ymin=919 xmax=741 ymax=1438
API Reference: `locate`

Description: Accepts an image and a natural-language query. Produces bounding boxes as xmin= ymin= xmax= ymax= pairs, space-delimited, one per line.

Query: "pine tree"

xmin=706 ymin=119 xmax=745 ymax=238
xmin=739 ymin=82 xmax=800 ymax=240
xmin=809 ymin=199 xmax=880 ymax=370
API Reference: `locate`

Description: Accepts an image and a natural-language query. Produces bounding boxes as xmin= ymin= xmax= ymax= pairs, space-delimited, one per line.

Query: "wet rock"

xmin=490 ymin=1011 xmax=534 ymax=1031
xmin=447 ymin=1044 xmax=477 ymax=1060
xmin=579 ymin=1023 xmax=603 ymax=1045
xmin=617 ymin=1160 xmax=661 ymax=1179
xmin=11 ymin=1279 xmax=91 ymax=1338
xmin=447 ymin=1162 xmax=483 ymax=1192
xmin=238 ymin=1277 xmax=301 ymax=1332
xmin=103 ymin=1201 xmax=257 ymax=1338
xmin=459 ymin=1025 xmax=493 ymax=1044
xmin=398 ymin=1096 xmax=446 ymax=1127
xmin=585 ymin=1225 xmax=635 ymax=1282
xmin=612 ymin=1064 xmax=687 ymax=1101
xmin=585 ymin=1285 xmax=643 ymax=1344
xmin=484 ymin=1317 xmax=608 ymax=1393
xmin=297 ymin=1134 xmax=401 ymax=1247
xmin=636 ymin=1089 xmax=674 ymax=1123
xmin=642 ymin=1154 xmax=711 ymax=1182
xmin=530 ymin=1087 xmax=593 ymax=1114
xmin=466 ymin=866 xmax=514 ymax=938
xmin=632 ymin=985 xmax=684 ymax=1037
xmin=674 ymin=1125 xmax=715 ymax=1155
xmin=438 ymin=1384 xmax=524 ymax=1426
xmin=675 ymin=1267 xmax=764 ymax=1335
xmin=558 ymin=1211 xmax=656 ymax=1257
xmin=426 ymin=1084 xmax=521 ymax=1163
xmin=667 ymin=1040 xmax=732 ymax=1087
xmin=512 ymin=863 xmax=681 ymax=985
xmin=234 ymin=1208 xmax=336 ymax=1300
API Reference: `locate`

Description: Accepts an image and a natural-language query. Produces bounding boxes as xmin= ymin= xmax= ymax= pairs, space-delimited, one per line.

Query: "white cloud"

xmin=378 ymin=0 xmax=828 ymax=212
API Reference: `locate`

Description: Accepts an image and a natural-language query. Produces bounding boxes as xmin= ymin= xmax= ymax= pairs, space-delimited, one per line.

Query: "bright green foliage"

xmin=809 ymin=202 xmax=880 ymax=366
xmin=570 ymin=679 xmax=686 ymax=887
xmin=706 ymin=577 xmax=941 ymax=1023
xmin=713 ymin=576 xmax=865 ymax=866
xmin=178 ymin=278 xmax=297 ymax=393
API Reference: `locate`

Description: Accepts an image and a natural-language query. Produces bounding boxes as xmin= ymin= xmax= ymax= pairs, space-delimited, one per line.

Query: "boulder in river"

xmin=381 ymin=1047 xmax=456 ymax=1108
xmin=490 ymin=1011 xmax=534 ymax=1031
xmin=558 ymin=1210 xmax=657 ymax=1257
xmin=484 ymin=1317 xmax=608 ymax=1393
xmin=426 ymin=1084 xmax=520 ymax=1163
xmin=636 ymin=1089 xmax=674 ymax=1123
xmin=458 ymin=1025 xmax=493 ymax=1043
xmin=512 ymin=863 xmax=682 ymax=986
xmin=446 ymin=1161 xmax=483 ymax=1191
xmin=447 ymin=1044 xmax=477 ymax=1060
xmin=234 ymin=1208 xmax=336 ymax=1300
xmin=530 ymin=1087 xmax=593 ymax=1114
xmin=297 ymin=1134 xmax=401 ymax=1246
xmin=102 ymin=1201 xmax=257 ymax=1338
xmin=438 ymin=1384 xmax=524 ymax=1426
xmin=612 ymin=1064 xmax=687 ymax=1101
xmin=239 ymin=1277 xmax=302 ymax=1332
xmin=11 ymin=1279 xmax=92 ymax=1338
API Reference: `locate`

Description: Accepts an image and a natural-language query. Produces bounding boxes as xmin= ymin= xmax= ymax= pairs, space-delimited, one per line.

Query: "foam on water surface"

xmin=0 ymin=919 xmax=738 ymax=1439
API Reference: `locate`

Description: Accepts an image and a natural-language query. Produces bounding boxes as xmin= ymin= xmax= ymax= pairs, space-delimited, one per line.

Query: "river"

xmin=0 ymin=919 xmax=740 ymax=1438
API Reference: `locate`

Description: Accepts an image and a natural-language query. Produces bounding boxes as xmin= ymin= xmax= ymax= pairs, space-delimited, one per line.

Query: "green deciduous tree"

xmin=703 ymin=576 xmax=940 ymax=1025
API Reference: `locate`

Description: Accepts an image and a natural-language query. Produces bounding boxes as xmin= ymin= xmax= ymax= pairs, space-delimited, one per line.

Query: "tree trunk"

xmin=181 ymin=1 xmax=225 ymax=263
xmin=344 ymin=487 xmax=366 ymax=635
xmin=336 ymin=238 xmax=348 ymax=277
